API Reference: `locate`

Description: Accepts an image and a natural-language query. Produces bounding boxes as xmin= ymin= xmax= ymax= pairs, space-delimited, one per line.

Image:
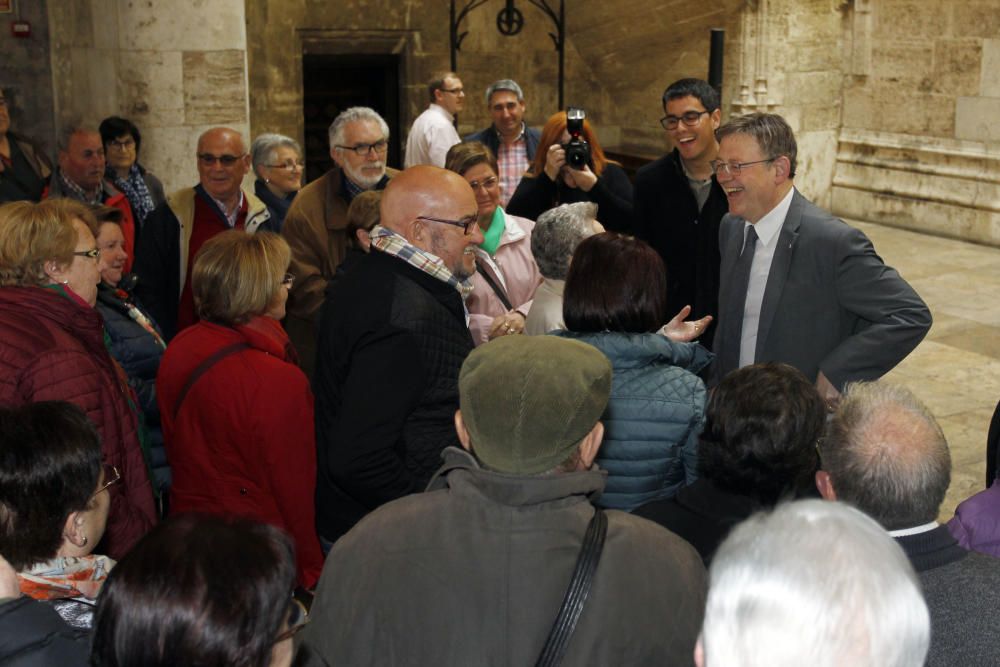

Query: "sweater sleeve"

xmin=589 ymin=164 xmax=634 ymax=233
xmin=506 ymin=173 xmax=557 ymax=222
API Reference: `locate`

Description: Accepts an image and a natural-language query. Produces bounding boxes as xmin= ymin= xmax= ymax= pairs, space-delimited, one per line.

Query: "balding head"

xmin=196 ymin=127 xmax=249 ymax=204
xmin=818 ymin=382 xmax=950 ymax=529
xmin=380 ymin=166 xmax=483 ymax=279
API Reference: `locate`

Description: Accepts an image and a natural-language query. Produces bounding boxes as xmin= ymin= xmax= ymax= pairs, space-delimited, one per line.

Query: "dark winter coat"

xmin=0 ymin=597 xmax=89 ymax=667
xmin=313 ymin=248 xmax=474 ymax=542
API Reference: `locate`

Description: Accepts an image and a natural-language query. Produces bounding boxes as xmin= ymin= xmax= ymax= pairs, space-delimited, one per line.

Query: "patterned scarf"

xmin=18 ymin=554 xmax=115 ymax=601
xmin=109 ymin=163 xmax=155 ymax=224
xmin=369 ymin=225 xmax=474 ymax=299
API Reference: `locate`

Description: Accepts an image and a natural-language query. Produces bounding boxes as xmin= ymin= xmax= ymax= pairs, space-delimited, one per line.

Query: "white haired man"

xmin=817 ymin=381 xmax=1000 ymax=667
xmin=282 ymin=106 xmax=397 ymax=374
xmin=698 ymin=499 xmax=930 ymax=667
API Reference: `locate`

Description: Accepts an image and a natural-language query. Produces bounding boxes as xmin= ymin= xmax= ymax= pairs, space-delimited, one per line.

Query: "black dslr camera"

xmin=562 ymin=107 xmax=591 ymax=170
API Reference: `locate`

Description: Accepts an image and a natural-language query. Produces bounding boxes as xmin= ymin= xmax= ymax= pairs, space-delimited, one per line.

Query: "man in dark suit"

xmin=633 ymin=78 xmax=728 ymax=349
xmin=711 ymin=112 xmax=931 ymax=407
xmin=817 ymin=381 xmax=1000 ymax=667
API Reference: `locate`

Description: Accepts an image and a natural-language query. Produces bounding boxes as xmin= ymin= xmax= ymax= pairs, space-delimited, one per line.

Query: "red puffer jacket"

xmin=157 ymin=317 xmax=324 ymax=587
xmin=0 ymin=287 xmax=157 ymax=559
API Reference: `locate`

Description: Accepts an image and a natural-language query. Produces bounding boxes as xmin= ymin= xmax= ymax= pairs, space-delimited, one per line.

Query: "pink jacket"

xmin=467 ymin=213 xmax=543 ymax=345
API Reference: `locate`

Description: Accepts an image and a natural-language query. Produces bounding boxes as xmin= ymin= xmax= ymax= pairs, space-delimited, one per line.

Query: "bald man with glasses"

xmin=133 ymin=126 xmax=273 ymax=339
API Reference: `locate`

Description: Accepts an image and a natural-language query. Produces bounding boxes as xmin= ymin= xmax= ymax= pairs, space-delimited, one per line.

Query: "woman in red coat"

xmin=157 ymin=230 xmax=323 ymax=587
xmin=0 ymin=199 xmax=156 ymax=560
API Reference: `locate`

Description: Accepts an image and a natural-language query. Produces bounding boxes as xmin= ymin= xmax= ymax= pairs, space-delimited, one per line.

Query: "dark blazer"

xmin=464 ymin=124 xmax=541 ymax=163
xmin=633 ymin=149 xmax=728 ymax=348
xmin=712 ymin=189 xmax=931 ymax=389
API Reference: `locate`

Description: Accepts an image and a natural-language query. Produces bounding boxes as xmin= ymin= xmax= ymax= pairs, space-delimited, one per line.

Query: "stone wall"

xmin=1 ymin=0 xmax=56 ymax=157
xmin=832 ymin=0 xmax=1000 ymax=245
xmin=47 ymin=0 xmax=250 ymax=194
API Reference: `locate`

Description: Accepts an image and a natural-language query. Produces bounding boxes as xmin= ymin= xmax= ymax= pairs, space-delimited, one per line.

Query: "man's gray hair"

xmin=702 ymin=499 xmax=929 ymax=667
xmin=250 ymin=133 xmax=302 ymax=172
xmin=531 ymin=202 xmax=599 ymax=280
xmin=822 ymin=381 xmax=950 ymax=530
xmin=716 ymin=112 xmax=797 ymax=178
xmin=484 ymin=79 xmax=524 ymax=105
xmin=57 ymin=119 xmax=96 ymax=152
xmin=328 ymin=107 xmax=389 ymax=151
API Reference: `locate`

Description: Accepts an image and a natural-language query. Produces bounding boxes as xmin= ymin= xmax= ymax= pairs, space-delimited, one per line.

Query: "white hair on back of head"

xmin=701 ymin=499 xmax=929 ymax=667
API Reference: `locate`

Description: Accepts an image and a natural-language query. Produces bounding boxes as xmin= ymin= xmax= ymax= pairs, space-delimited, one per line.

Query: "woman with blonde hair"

xmin=506 ymin=110 xmax=633 ymax=232
xmin=0 ymin=199 xmax=156 ymax=559
xmin=156 ymin=229 xmax=323 ymax=587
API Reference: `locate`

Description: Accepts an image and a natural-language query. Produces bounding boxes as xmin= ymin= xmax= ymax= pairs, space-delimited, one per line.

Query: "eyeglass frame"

xmin=108 ymin=138 xmax=136 ymax=151
xmin=467 ymin=175 xmax=499 ymax=192
xmin=440 ymin=87 xmax=465 ymax=95
xmin=709 ymin=157 xmax=777 ymax=178
xmin=273 ymin=598 xmax=310 ymax=645
xmin=659 ymin=109 xmax=710 ymax=130
xmin=74 ymin=248 xmax=101 ymax=260
xmin=415 ymin=214 xmax=478 ymax=235
xmin=91 ymin=464 xmax=121 ymax=501
xmin=197 ymin=153 xmax=246 ymax=166
xmin=334 ymin=141 xmax=389 ymax=157
xmin=264 ymin=160 xmax=305 ymax=171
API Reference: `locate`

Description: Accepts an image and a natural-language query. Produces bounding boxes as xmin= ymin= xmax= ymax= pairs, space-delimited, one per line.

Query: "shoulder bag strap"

xmin=534 ymin=508 xmax=608 ymax=667
xmin=171 ymin=342 xmax=250 ymax=421
xmin=476 ymin=260 xmax=514 ymax=311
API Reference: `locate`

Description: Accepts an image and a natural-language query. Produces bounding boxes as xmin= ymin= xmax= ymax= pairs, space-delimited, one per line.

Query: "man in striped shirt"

xmin=464 ymin=79 xmax=540 ymax=207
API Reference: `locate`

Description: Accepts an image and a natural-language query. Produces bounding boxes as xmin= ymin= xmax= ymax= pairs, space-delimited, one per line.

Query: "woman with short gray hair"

xmin=251 ymin=133 xmax=303 ymax=232
xmin=524 ymin=202 xmax=603 ymax=335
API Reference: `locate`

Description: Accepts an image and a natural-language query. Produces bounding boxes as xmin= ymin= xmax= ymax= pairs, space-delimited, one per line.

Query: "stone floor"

xmin=852 ymin=220 xmax=998 ymax=520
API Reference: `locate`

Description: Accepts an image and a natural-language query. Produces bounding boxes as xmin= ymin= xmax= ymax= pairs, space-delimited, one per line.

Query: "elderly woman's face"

xmin=46 ymin=219 xmax=101 ymax=307
xmin=105 ymin=134 xmax=137 ymax=172
xmin=462 ymin=162 xmax=501 ymax=226
xmin=96 ymin=222 xmax=129 ymax=287
xmin=261 ymin=146 xmax=303 ymax=196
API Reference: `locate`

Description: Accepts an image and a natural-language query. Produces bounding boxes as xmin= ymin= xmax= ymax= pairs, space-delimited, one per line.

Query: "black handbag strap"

xmin=476 ymin=261 xmax=514 ymax=311
xmin=535 ymin=508 xmax=608 ymax=667
xmin=172 ymin=342 xmax=250 ymax=420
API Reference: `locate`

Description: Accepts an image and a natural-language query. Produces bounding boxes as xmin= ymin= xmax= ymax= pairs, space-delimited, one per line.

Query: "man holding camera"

xmin=633 ymin=78 xmax=729 ymax=350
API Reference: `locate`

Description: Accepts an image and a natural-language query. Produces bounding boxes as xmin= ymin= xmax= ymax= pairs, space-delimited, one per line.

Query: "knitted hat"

xmin=458 ymin=335 xmax=612 ymax=475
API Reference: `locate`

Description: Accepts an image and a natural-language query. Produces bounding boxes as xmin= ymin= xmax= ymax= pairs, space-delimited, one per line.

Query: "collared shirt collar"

xmin=59 ymin=170 xmax=105 ymax=204
xmin=210 ymin=190 xmax=245 ymax=228
xmin=888 ymin=521 xmax=939 ymax=538
xmin=430 ymin=102 xmax=455 ymax=122
xmin=746 ymin=185 xmax=795 ymax=247
xmin=341 ymin=170 xmax=389 ymax=202
xmin=495 ymin=122 xmax=526 ymax=143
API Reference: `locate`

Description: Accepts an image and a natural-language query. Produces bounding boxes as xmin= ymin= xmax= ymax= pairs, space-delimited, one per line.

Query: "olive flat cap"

xmin=458 ymin=335 xmax=612 ymax=475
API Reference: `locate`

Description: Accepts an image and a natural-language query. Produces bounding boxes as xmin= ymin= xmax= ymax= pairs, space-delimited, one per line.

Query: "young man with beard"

xmin=282 ymin=107 xmax=397 ymax=375
xmin=633 ymin=79 xmax=728 ymax=349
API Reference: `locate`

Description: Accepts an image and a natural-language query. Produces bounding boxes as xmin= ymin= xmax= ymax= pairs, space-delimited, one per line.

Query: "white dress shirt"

xmin=404 ymin=103 xmax=461 ymax=168
xmin=739 ymin=187 xmax=796 ymax=367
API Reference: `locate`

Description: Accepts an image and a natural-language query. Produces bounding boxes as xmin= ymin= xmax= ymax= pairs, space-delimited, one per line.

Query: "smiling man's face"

xmin=665 ymin=95 xmax=720 ymax=165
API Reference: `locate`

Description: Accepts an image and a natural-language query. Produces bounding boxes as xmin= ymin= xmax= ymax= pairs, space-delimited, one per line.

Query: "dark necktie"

xmin=717 ymin=226 xmax=758 ymax=380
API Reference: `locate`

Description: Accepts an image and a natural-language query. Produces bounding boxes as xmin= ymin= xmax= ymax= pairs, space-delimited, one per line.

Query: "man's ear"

xmin=709 ymin=108 xmax=721 ymax=131
xmin=773 ymin=155 xmax=792 ymax=183
xmin=815 ymin=470 xmax=837 ymax=501
xmin=577 ymin=421 xmax=605 ymax=469
xmin=454 ymin=409 xmax=472 ymax=452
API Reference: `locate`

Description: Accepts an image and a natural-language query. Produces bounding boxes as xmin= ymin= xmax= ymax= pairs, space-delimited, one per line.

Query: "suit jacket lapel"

xmin=755 ymin=190 xmax=802 ymax=360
